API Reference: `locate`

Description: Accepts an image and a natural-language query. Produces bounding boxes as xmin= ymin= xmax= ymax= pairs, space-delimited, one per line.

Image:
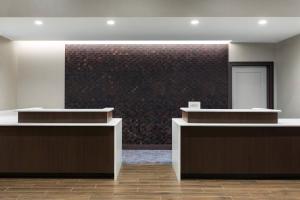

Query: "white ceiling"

xmin=2 ymin=0 xmax=300 ymax=17
xmin=1 ymin=17 xmax=300 ymax=43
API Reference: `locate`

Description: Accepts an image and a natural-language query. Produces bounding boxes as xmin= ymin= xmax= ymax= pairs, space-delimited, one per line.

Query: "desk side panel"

xmin=172 ymin=120 xmax=181 ymax=181
xmin=114 ymin=120 xmax=122 ymax=180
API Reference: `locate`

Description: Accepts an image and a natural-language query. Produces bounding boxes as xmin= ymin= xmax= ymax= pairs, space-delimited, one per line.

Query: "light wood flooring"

xmin=0 ymin=164 xmax=300 ymax=200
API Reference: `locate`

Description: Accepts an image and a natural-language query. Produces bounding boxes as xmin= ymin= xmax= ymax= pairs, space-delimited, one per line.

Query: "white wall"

xmin=229 ymin=43 xmax=275 ymax=62
xmin=276 ymin=35 xmax=300 ymax=117
xmin=0 ymin=36 xmax=17 ymax=110
xmin=15 ymin=42 xmax=65 ymax=108
xmin=229 ymin=43 xmax=277 ymax=109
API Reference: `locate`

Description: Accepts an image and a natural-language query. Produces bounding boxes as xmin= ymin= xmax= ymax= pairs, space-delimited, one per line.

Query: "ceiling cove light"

xmin=63 ymin=40 xmax=232 ymax=45
xmin=258 ymin=19 xmax=268 ymax=26
xmin=106 ymin=20 xmax=115 ymax=26
xmin=190 ymin=19 xmax=200 ymax=25
xmin=34 ymin=20 xmax=43 ymax=26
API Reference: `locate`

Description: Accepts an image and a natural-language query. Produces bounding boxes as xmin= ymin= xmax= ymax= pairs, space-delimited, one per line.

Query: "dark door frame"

xmin=228 ymin=62 xmax=274 ymax=109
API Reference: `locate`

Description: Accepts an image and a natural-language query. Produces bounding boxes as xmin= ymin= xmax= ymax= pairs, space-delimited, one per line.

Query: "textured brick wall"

xmin=65 ymin=44 xmax=229 ymax=148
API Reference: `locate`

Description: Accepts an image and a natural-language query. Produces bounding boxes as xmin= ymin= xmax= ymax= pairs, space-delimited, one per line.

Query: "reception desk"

xmin=18 ymin=108 xmax=113 ymax=123
xmin=0 ymin=108 xmax=122 ymax=180
xmin=181 ymin=108 xmax=280 ymax=123
xmin=173 ymin=108 xmax=300 ymax=181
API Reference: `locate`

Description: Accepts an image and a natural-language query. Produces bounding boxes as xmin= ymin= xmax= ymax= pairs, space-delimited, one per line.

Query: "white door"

xmin=232 ymin=67 xmax=267 ymax=109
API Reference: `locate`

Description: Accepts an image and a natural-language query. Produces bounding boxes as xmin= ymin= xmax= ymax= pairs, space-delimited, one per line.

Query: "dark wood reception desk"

xmin=0 ymin=108 xmax=122 ymax=180
xmin=181 ymin=108 xmax=280 ymax=123
xmin=18 ymin=108 xmax=113 ymax=123
xmin=173 ymin=109 xmax=300 ymax=181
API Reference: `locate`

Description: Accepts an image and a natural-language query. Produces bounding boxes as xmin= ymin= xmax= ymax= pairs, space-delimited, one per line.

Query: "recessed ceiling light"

xmin=34 ymin=20 xmax=43 ymax=26
xmin=258 ymin=19 xmax=268 ymax=26
xmin=106 ymin=20 xmax=115 ymax=26
xmin=190 ymin=19 xmax=200 ymax=25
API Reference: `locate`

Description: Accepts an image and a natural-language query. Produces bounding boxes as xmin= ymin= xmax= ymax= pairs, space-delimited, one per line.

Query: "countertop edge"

xmin=0 ymin=118 xmax=122 ymax=127
xmin=16 ymin=107 xmax=114 ymax=112
xmin=180 ymin=108 xmax=282 ymax=113
xmin=172 ymin=118 xmax=300 ymax=127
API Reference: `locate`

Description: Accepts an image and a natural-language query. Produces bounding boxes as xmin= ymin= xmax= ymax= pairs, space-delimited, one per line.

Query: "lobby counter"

xmin=172 ymin=117 xmax=300 ymax=181
xmin=17 ymin=108 xmax=114 ymax=123
xmin=181 ymin=108 xmax=281 ymax=123
xmin=0 ymin=109 xmax=122 ymax=180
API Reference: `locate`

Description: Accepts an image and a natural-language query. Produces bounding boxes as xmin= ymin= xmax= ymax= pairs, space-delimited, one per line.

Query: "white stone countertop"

xmin=0 ymin=117 xmax=122 ymax=126
xmin=0 ymin=111 xmax=121 ymax=126
xmin=173 ymin=118 xmax=300 ymax=127
xmin=17 ymin=107 xmax=114 ymax=112
xmin=180 ymin=108 xmax=282 ymax=113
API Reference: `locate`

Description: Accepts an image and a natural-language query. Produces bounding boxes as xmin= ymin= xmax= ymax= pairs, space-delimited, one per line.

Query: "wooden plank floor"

xmin=0 ymin=164 xmax=300 ymax=200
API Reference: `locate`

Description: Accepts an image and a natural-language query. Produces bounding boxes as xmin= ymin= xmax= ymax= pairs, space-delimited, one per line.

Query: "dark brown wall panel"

xmin=65 ymin=44 xmax=229 ymax=148
xmin=181 ymin=126 xmax=300 ymax=177
xmin=0 ymin=126 xmax=114 ymax=175
xmin=182 ymin=111 xmax=278 ymax=123
xmin=18 ymin=111 xmax=112 ymax=123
